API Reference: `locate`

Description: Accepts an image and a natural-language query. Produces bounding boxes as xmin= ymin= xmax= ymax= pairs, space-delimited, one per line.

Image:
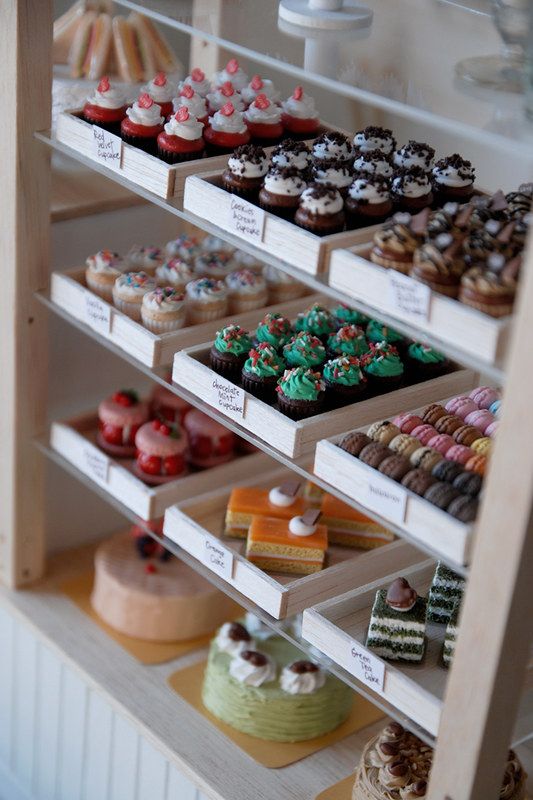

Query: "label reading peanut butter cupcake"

xmin=388 ymin=271 xmax=431 ymax=321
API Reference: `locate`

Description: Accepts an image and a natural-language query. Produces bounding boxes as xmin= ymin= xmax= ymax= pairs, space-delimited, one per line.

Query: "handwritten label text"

xmin=202 ymin=535 xmax=234 ymax=579
xmin=388 ymin=271 xmax=431 ymax=322
xmin=91 ymin=126 xmax=123 ymax=170
xmin=227 ymin=196 xmax=265 ymax=242
xmin=348 ymin=640 xmax=385 ymax=691
xmin=211 ymin=376 xmax=245 ymax=419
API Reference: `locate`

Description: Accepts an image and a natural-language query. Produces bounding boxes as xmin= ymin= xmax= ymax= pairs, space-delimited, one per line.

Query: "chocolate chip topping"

xmin=352 ymin=174 xmax=390 ymax=192
xmin=389 ymin=760 xmax=409 ymax=777
xmin=434 ymin=153 xmax=474 ymax=179
xmin=312 ymin=157 xmax=352 ymax=174
xmin=228 ymin=622 xmax=252 ymax=642
xmin=301 ymin=508 xmax=322 ymax=526
xmin=267 ymin=165 xmax=304 ymax=180
xmin=273 ymin=139 xmax=310 ymax=156
xmin=241 ymin=650 xmax=268 ymax=666
xmin=304 ymin=181 xmax=340 ymax=201
xmin=231 ymin=144 xmax=267 ymax=163
xmin=379 ymin=742 xmax=399 ymax=757
xmin=289 ymin=660 xmax=320 ymax=674
xmin=314 ymin=131 xmax=352 ymax=147
xmin=398 ymin=140 xmax=435 ymax=162
xmin=393 ymin=166 xmax=430 ymax=192
xmin=358 ymin=125 xmax=394 ymax=141
xmin=356 ymin=147 xmax=393 ymax=164
xmin=386 ymin=577 xmax=418 ymax=609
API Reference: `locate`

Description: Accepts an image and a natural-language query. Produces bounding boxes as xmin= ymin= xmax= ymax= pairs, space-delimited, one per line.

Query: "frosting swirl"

xmin=353 ymin=149 xmax=393 ymax=178
xmin=280 ymin=662 xmax=325 ymax=695
xmin=323 ymin=355 xmax=365 ymax=386
xmin=407 ymin=342 xmax=446 ymax=364
xmin=312 ymin=132 xmax=354 ymax=163
xmin=244 ymin=95 xmax=282 ymax=124
xmin=394 ymin=141 xmax=435 ymax=172
xmin=353 ymin=126 xmax=396 ymax=155
xmin=299 ymin=184 xmax=343 ymax=215
xmin=215 ymin=622 xmax=253 ymax=656
xmin=283 ymin=332 xmax=326 ymax=368
xmin=164 ymin=109 xmax=204 ymax=140
xmin=156 ymin=258 xmax=195 ymax=287
xmin=125 ymin=94 xmax=163 ymax=127
xmin=295 ymin=303 xmax=336 ymax=336
xmin=225 ymin=268 xmax=266 ymax=294
xmin=263 ymin=166 xmax=307 ymax=197
xmin=229 ymin=650 xmax=276 ymax=687
xmin=86 ymin=77 xmax=127 ymax=109
xmin=186 ymin=277 xmax=228 ymax=302
xmin=207 ymin=82 xmax=245 ymax=112
xmin=433 ymin=154 xmax=475 ymax=188
xmin=366 ymin=319 xmax=404 ymax=345
xmin=327 ymin=325 xmax=369 ymax=357
xmin=164 ymin=235 xmax=201 ymax=262
xmin=86 ymin=250 xmax=126 ymax=274
xmin=348 ymin=177 xmax=390 ymax=204
xmin=241 ymin=75 xmax=280 ymax=106
xmin=282 ymin=86 xmax=319 ymax=120
xmin=213 ymin=324 xmax=252 ymax=355
xmin=392 ymin=168 xmax=432 ymax=199
xmin=271 ymin=139 xmax=310 ymax=170
xmin=142 ymin=286 xmax=185 ymax=313
xmin=227 ymin=144 xmax=268 ymax=178
xmin=255 ymin=313 xmax=293 ymax=348
xmin=276 ymin=367 xmax=325 ymax=400
xmin=312 ymin=162 xmax=353 ymax=190
xmin=213 ymin=58 xmax=249 ymax=91
xmin=209 ymin=104 xmax=248 ymax=134
xmin=141 ymin=72 xmax=175 ymax=103
xmin=114 ymin=271 xmax=156 ymax=298
xmin=364 ymin=342 xmax=404 ymax=377
xmin=180 ymin=68 xmax=211 ymax=97
xmin=243 ymin=343 xmax=284 ymax=378
xmin=174 ymin=85 xmax=208 ymax=119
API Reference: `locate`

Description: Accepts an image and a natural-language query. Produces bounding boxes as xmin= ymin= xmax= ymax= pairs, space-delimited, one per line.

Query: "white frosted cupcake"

xmin=263 ymin=264 xmax=305 ymax=304
xmin=225 ymin=269 xmax=268 ymax=313
xmin=212 ymin=58 xmax=249 ymax=92
xmin=202 ymin=235 xmax=235 ymax=257
xmin=85 ymin=250 xmax=127 ymax=301
xmin=233 ymin=249 xmax=264 ymax=274
xmin=241 ymin=74 xmax=280 ymax=107
xmin=194 ymin=251 xmax=236 ymax=280
xmin=141 ymin=287 xmax=186 ymax=333
xmin=126 ymin=245 xmax=163 ymax=275
xmin=164 ymin=234 xmax=202 ymax=263
xmin=112 ymin=272 xmax=157 ymax=321
xmin=206 ymin=82 xmax=245 ymax=114
xmin=185 ymin=277 xmax=229 ymax=325
xmin=179 ymin=68 xmax=211 ymax=98
xmin=173 ymin=84 xmax=208 ymax=123
xmin=155 ymin=258 xmax=195 ymax=291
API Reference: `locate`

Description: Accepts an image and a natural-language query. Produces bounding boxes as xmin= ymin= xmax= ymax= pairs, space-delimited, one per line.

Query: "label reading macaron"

xmin=348 ymin=639 xmax=385 ymax=692
xmin=388 ymin=271 xmax=431 ymax=322
xmin=211 ymin=376 xmax=245 ymax=419
xmin=202 ymin=534 xmax=234 ymax=580
xmin=84 ymin=291 xmax=112 ymax=334
xmin=364 ymin=471 xmax=407 ymax=524
xmin=91 ymin=126 xmax=123 ymax=170
xmin=228 ymin=196 xmax=265 ymax=243
xmin=82 ymin=445 xmax=110 ymax=485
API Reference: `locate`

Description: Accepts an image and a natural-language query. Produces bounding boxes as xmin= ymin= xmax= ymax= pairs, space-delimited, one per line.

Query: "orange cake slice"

xmin=225 ymin=482 xmax=305 ymax=538
xmin=246 ymin=511 xmax=327 ymax=575
xmin=320 ymin=493 xmax=395 ymax=549
xmin=303 ymin=479 xmax=325 ymax=508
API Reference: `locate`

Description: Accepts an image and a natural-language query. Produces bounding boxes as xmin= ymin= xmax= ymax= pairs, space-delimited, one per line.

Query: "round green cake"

xmin=202 ymin=623 xmax=353 ymax=742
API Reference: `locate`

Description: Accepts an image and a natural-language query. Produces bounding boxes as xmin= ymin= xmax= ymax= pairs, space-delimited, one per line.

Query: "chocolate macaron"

xmin=452 ymin=471 xmax=483 ymax=497
xmin=359 ymin=442 xmax=391 ymax=468
xmin=422 ymin=403 xmax=446 ymax=425
xmin=453 ymin=424 xmax=482 ymax=447
xmin=447 ymin=495 xmax=479 ymax=522
xmin=340 ymin=431 xmax=371 ymax=457
xmin=434 ymin=414 xmax=463 ymax=435
xmin=424 ymin=481 xmax=461 ymax=510
xmin=378 ymin=455 xmax=412 ymax=482
xmin=401 ymin=468 xmax=437 ymax=496
xmin=432 ymin=460 xmax=465 ymax=484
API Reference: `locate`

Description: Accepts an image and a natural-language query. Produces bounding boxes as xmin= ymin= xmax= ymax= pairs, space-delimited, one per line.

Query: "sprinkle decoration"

xmin=123 ymin=271 xmax=151 ymax=287
xmin=153 ymin=72 xmax=167 ymax=86
xmin=250 ymin=75 xmax=263 ymax=91
xmin=254 ymin=93 xmax=270 ymax=110
xmin=221 ymin=81 xmax=236 ymax=97
xmin=191 ymin=67 xmax=205 ymax=82
xmin=265 ymin=314 xmax=290 ymax=335
xmin=138 ymin=93 xmax=155 ymax=109
xmin=293 ymin=86 xmax=303 ymax=100
xmin=220 ymin=102 xmax=235 ymax=117
xmin=97 ymin=76 xmax=110 ymax=93
xmin=226 ymin=58 xmax=239 ymax=74
xmin=175 ymin=106 xmax=190 ymax=122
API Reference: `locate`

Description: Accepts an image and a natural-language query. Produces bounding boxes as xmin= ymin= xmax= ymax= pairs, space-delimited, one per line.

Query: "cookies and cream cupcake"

xmin=391 ymin=167 xmax=434 ymax=212
xmin=312 ymin=132 xmax=355 ymax=168
xmin=393 ymin=140 xmax=435 ymax=173
xmin=222 ymin=144 xmax=269 ymax=198
xmin=353 ymin=126 xmax=396 ymax=155
xmin=345 ymin=176 xmax=393 ymax=228
xmin=258 ymin=166 xmax=307 ymax=219
xmin=271 ymin=139 xmax=311 ymax=171
xmin=432 ymin=154 xmax=476 ymax=204
xmin=311 ymin=159 xmax=353 ymax=197
xmin=353 ymin=148 xmax=394 ymax=179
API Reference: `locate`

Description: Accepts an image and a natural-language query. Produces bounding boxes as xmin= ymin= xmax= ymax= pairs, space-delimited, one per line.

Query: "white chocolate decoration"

xmin=268 ymin=486 xmax=297 ymax=507
xmin=289 ymin=516 xmax=317 ymax=537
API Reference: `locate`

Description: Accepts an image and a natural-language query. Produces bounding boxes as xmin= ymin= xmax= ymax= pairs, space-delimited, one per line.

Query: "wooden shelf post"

xmin=0 ymin=0 xmax=52 ymax=586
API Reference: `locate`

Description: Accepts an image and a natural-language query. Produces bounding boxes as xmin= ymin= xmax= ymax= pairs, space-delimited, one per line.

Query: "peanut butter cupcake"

xmin=370 ymin=209 xmax=429 ymax=273
xmin=411 ymin=232 xmax=467 ymax=298
xmin=459 ymin=254 xmax=520 ymax=318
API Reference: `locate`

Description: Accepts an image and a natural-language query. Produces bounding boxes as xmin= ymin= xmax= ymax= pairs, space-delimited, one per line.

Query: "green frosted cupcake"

xmin=327 ymin=325 xmax=369 ymax=359
xmin=406 ymin=342 xmax=448 ymax=380
xmin=283 ymin=332 xmax=326 ymax=368
xmin=332 ymin=304 xmax=369 ymax=328
xmin=323 ymin=356 xmax=368 ymax=407
xmin=366 ymin=319 xmax=405 ymax=354
xmin=294 ymin=303 xmax=337 ymax=341
xmin=254 ymin=313 xmax=293 ymax=350
xmin=276 ymin=366 xmax=325 ymax=420
xmin=241 ymin=343 xmax=285 ymax=402
xmin=363 ymin=341 xmax=404 ymax=394
xmin=209 ymin=324 xmax=252 ymax=381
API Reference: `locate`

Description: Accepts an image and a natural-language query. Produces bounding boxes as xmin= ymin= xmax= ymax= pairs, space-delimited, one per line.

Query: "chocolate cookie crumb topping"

xmin=241 ymin=650 xmax=268 ymax=666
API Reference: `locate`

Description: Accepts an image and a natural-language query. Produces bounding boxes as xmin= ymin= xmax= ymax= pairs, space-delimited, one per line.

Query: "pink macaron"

xmin=464 ymin=409 xmax=495 ymax=433
xmin=469 ymin=386 xmax=500 ymax=410
xmin=427 ymin=433 xmax=455 ymax=456
xmin=392 ymin=413 xmax=424 ymax=434
xmin=411 ymin=424 xmax=437 ymax=446
xmin=486 ymin=420 xmax=499 ymax=437
xmin=445 ymin=396 xmax=478 ymax=420
xmin=446 ymin=444 xmax=474 ymax=465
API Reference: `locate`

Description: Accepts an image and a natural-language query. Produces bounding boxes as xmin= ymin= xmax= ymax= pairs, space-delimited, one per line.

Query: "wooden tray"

xmin=50 ymin=267 xmax=318 ymax=368
xmin=329 ymin=243 xmax=513 ymax=368
xmin=50 ymin=411 xmax=272 ymax=520
xmin=183 ymin=172 xmax=382 ymax=276
xmin=163 ymin=465 xmax=424 ymax=619
xmin=313 ymin=390 xmax=479 ymax=568
xmin=173 ymin=343 xmax=477 ymax=458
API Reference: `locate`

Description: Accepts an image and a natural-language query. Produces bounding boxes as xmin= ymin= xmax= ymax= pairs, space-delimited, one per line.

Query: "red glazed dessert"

xmin=204 ymin=102 xmax=250 ymax=154
xmin=82 ymin=77 xmax=128 ymax=134
xmin=150 ymin=379 xmax=192 ymax=425
xmin=156 ymin=107 xmax=205 ymax=164
xmin=281 ymin=86 xmax=320 ymax=138
xmin=244 ymin=94 xmax=284 ymax=143
xmin=97 ymin=390 xmax=149 ymax=458
xmin=134 ymin=419 xmax=188 ymax=485
xmin=121 ymin=93 xmax=164 ymax=155
xmin=183 ymin=409 xmax=235 ymax=468
xmin=141 ymin=72 xmax=176 ymax=119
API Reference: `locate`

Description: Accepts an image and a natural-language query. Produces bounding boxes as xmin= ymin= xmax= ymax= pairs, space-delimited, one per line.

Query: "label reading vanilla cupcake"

xmin=84 ymin=291 xmax=112 ymax=333
xmin=227 ymin=195 xmax=265 ymax=243
xmin=91 ymin=126 xmax=123 ymax=170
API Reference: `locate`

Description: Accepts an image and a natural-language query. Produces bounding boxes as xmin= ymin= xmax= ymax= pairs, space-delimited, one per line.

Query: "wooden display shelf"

xmin=173 ymin=343 xmax=477 ymax=458
xmin=184 ymin=172 xmax=381 ymax=276
xmin=163 ymin=465 xmax=424 ymax=619
xmin=50 ymin=267 xmax=318 ymax=368
xmin=329 ymin=244 xmax=513 ymax=369
xmin=313 ymin=390 xmax=480 ymax=569
xmin=50 ymin=411 xmax=272 ymax=521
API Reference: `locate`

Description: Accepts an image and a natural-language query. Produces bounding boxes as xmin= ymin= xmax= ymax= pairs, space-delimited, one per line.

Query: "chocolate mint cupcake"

xmin=366 ymin=319 xmax=405 ymax=354
xmin=276 ymin=367 xmax=325 ymax=420
xmin=241 ymin=343 xmax=285 ymax=402
xmin=270 ymin=139 xmax=311 ymax=171
xmin=323 ymin=356 xmax=367 ymax=408
xmin=332 ymin=304 xmax=369 ymax=328
xmin=258 ymin=166 xmax=307 ymax=220
xmin=391 ymin=167 xmax=434 ymax=213
xmin=294 ymin=303 xmax=337 ymax=341
xmin=222 ymin=144 xmax=269 ymax=199
xmin=432 ymin=154 xmax=476 ymax=205
xmin=345 ymin=175 xmax=393 ymax=229
xmin=363 ymin=342 xmax=404 ymax=394
xmin=283 ymin=332 xmax=326 ymax=369
xmin=311 ymin=159 xmax=353 ymax=197
xmin=209 ymin=324 xmax=252 ymax=381
xmin=327 ymin=324 xmax=369 ymax=359
xmin=254 ymin=312 xmax=293 ymax=350
xmin=405 ymin=342 xmax=448 ymax=380
xmin=295 ymin=183 xmax=345 ymax=236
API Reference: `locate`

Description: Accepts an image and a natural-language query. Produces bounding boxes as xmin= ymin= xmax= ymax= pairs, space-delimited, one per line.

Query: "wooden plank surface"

xmin=51 ymin=162 xmax=145 ymax=223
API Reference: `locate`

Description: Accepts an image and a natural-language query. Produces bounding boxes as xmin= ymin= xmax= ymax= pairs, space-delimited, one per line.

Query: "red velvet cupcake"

xmin=82 ymin=77 xmax=128 ymax=134
xmin=121 ymin=93 xmax=164 ymax=155
xmin=204 ymin=102 xmax=250 ymax=154
xmin=141 ymin=72 xmax=176 ymax=119
xmin=244 ymin=93 xmax=284 ymax=143
xmin=281 ymin=86 xmax=320 ymax=138
xmin=157 ymin=107 xmax=205 ymax=164
xmin=174 ymin=83 xmax=208 ymax=125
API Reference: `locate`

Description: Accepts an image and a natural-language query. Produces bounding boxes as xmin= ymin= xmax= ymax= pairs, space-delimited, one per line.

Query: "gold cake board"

xmin=316 ymin=775 xmax=353 ymax=799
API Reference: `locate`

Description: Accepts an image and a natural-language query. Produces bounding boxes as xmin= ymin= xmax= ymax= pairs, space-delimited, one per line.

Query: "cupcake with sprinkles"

xmin=126 ymin=245 xmax=163 ymax=275
xmin=327 ymin=325 xmax=369 ymax=359
xmin=323 ymin=355 xmax=367 ymax=407
xmin=210 ymin=324 xmax=252 ymax=380
xmin=225 ymin=269 xmax=268 ymax=313
xmin=366 ymin=319 xmax=405 ymax=354
xmin=294 ymin=303 xmax=337 ymax=342
xmin=405 ymin=342 xmax=449 ymax=380
xmin=112 ymin=271 xmax=156 ymax=321
xmin=332 ymin=304 xmax=369 ymax=328
xmin=241 ymin=343 xmax=285 ymax=401
xmin=141 ymin=286 xmax=186 ymax=333
xmin=194 ymin=250 xmax=236 ymax=280
xmin=164 ymin=234 xmax=202 ymax=264
xmin=283 ymin=332 xmax=326 ymax=369
xmin=254 ymin=313 xmax=293 ymax=350
xmin=185 ymin=277 xmax=229 ymax=324
xmin=155 ymin=258 xmax=195 ymax=292
xmin=363 ymin=342 xmax=404 ymax=394
xmin=276 ymin=367 xmax=326 ymax=419
xmin=85 ymin=250 xmax=127 ymax=301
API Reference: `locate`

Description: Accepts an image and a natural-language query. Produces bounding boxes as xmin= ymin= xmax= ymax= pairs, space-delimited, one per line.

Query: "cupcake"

xmin=255 ymin=312 xmax=293 ymax=350
xmin=202 ymin=235 xmax=235 ymax=257
xmin=194 ymin=251 xmax=235 ymax=280
xmin=323 ymin=356 xmax=367 ymax=407
xmin=85 ymin=250 xmax=127 ymax=301
xmin=222 ymin=144 xmax=269 ymax=198
xmin=353 ymin=149 xmax=393 ymax=179
xmin=244 ymin=94 xmax=284 ymax=143
xmin=134 ymin=419 xmax=188 ymax=485
xmin=295 ymin=183 xmax=345 ymax=236
xmin=164 ymin=234 xmax=202 ymax=263
xmin=225 ymin=269 xmax=268 ymax=313
xmin=241 ymin=74 xmax=280 ymax=106
xmin=411 ymin=232 xmax=466 ymax=298
xmin=141 ymin=287 xmax=186 ymax=333
xmin=121 ymin=93 xmax=164 ymax=154
xmin=173 ymin=83 xmax=208 ymax=124
xmin=294 ymin=303 xmax=336 ymax=341
xmin=393 ymin=141 xmax=435 ymax=173
xmin=405 ymin=342 xmax=448 ymax=380
xmin=459 ymin=254 xmax=520 ymax=318
xmin=258 ymin=166 xmax=307 ymax=219
xmin=311 ymin=159 xmax=353 ymax=197
xmin=276 ymin=367 xmax=325 ymax=420
xmin=506 ymin=183 xmax=533 ymax=218
xmin=185 ymin=277 xmax=229 ymax=325
xmin=391 ymin=167 xmax=434 ymax=212
xmin=327 ymin=325 xmax=369 ymax=359
xmin=366 ymin=319 xmax=405 ymax=352
xmin=369 ymin=209 xmax=429 ymax=273
xmin=97 ymin=389 xmax=149 ymax=458
xmin=427 ymin=202 xmax=475 ymax=237
xmin=179 ymin=68 xmax=211 ymax=98
xmin=112 ymin=272 xmax=156 ymax=321
xmin=280 ymin=86 xmax=321 ymax=137
xmin=126 ymin=245 xmax=163 ymax=274
xmin=206 ymin=81 xmax=245 ymax=114
xmin=283 ymin=332 xmax=326 ymax=368
xmin=155 ymin=258 xmax=195 ymax=291
xmin=141 ymin=72 xmax=176 ymax=118
xmin=432 ymin=154 xmax=476 ymax=205
xmin=209 ymin=324 xmax=252 ymax=381
xmin=312 ymin=132 xmax=355 ymax=168
xmin=241 ymin=343 xmax=285 ymax=401
xmin=363 ymin=342 xmax=404 ymax=394
xmin=157 ymin=107 xmax=205 ymax=164
xmin=204 ymin=102 xmax=250 ymax=154
xmin=212 ymin=58 xmax=249 ymax=92
xmin=353 ymin=126 xmax=396 ymax=155
xmin=183 ymin=409 xmax=235 ymax=467
xmin=82 ymin=77 xmax=128 ymax=134
xmin=263 ymin=264 xmax=305 ymax=303
xmin=332 ymin=304 xmax=369 ymax=328
xmin=232 ymin=250 xmax=264 ymax=273
xmin=345 ymin=176 xmax=393 ymax=229
xmin=271 ymin=139 xmax=311 ymax=171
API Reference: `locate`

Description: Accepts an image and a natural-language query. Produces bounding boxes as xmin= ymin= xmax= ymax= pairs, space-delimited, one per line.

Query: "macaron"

xmin=414 ymin=448 xmax=443 ymax=473
xmin=432 ymin=460 xmax=465 ymax=484
xmin=469 ymin=386 xmax=499 ymax=409
xmin=452 ymin=471 xmax=483 ymax=498
xmin=465 ymin=454 xmax=487 ymax=475
xmin=445 ymin=396 xmax=478 ymax=419
xmin=422 ymin=403 xmax=447 ymax=425
xmin=359 ymin=442 xmax=391 ymax=468
xmin=378 ymin=454 xmax=412 ymax=482
xmin=427 ymin=434 xmax=455 ymax=456
xmin=389 ymin=434 xmax=420 ymax=458
xmin=411 ymin=424 xmax=437 ymax=446
xmin=424 ymin=482 xmax=461 ymax=511
xmin=489 ymin=399 xmax=501 ymax=416
xmin=434 ymin=414 xmax=463 ymax=435
xmin=340 ymin=431 xmax=371 ymax=457
xmin=471 ymin=436 xmax=491 ymax=455
xmin=447 ymin=495 xmax=478 ymax=523
xmin=367 ymin=421 xmax=401 ymax=445
xmin=392 ymin=413 xmax=423 ymax=434
xmin=446 ymin=444 xmax=474 ymax=465
xmin=486 ymin=420 xmax=499 ymax=437
xmin=464 ymin=409 xmax=495 ymax=433
xmin=401 ymin=468 xmax=437 ymax=497
xmin=453 ymin=424 xmax=482 ymax=447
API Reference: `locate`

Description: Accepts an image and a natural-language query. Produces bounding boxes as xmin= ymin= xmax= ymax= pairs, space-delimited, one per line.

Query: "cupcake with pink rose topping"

xmin=184 ymin=410 xmax=236 ymax=468
xmin=134 ymin=419 xmax=188 ymax=485
xmin=244 ymin=94 xmax=284 ymax=143
xmin=83 ymin=77 xmax=128 ymax=134
xmin=112 ymin=271 xmax=156 ymax=321
xmin=121 ymin=93 xmax=164 ymax=154
xmin=204 ymin=102 xmax=250 ymax=154
xmin=281 ymin=86 xmax=321 ymax=138
xmin=141 ymin=72 xmax=176 ymax=118
xmin=85 ymin=250 xmax=127 ymax=301
xmin=97 ymin=389 xmax=149 ymax=458
xmin=141 ymin=287 xmax=187 ymax=333
xmin=155 ymin=258 xmax=195 ymax=292
xmin=173 ymin=83 xmax=208 ymax=125
xmin=212 ymin=58 xmax=249 ymax=92
xmin=241 ymin=74 xmax=280 ymax=107
xmin=206 ymin=81 xmax=245 ymax=115
xmin=157 ymin=107 xmax=205 ymax=164
xmin=179 ymin=67 xmax=211 ymax=98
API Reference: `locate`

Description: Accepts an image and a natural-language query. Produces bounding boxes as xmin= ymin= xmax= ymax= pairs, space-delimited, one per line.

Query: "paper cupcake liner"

xmin=276 ymin=393 xmax=325 ymax=420
xmin=267 ymin=285 xmax=305 ymax=305
xmin=85 ymin=274 xmax=114 ymax=302
xmin=186 ymin=302 xmax=228 ymax=326
xmin=209 ymin=348 xmax=245 ymax=382
xmin=112 ymin=294 xmax=143 ymax=321
xmin=141 ymin=311 xmax=187 ymax=334
xmin=241 ymin=372 xmax=278 ymax=403
xmin=228 ymin=293 xmax=268 ymax=314
xmin=157 ymin=146 xmax=204 ymax=164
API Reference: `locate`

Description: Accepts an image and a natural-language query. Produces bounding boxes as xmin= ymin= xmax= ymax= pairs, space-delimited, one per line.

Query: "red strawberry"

xmin=180 ymin=84 xmax=194 ymax=99
xmin=220 ymin=102 xmax=235 ymax=117
xmin=293 ymin=85 xmax=303 ymax=100
xmin=101 ymin=423 xmax=123 ymax=445
xmin=250 ymin=75 xmax=263 ymax=91
xmin=138 ymin=453 xmax=162 ymax=475
xmin=226 ymin=58 xmax=239 ymax=75
xmin=153 ymin=72 xmax=167 ymax=86
xmin=163 ymin=454 xmax=184 ymax=475
xmin=215 ymin=436 xmax=233 ymax=456
xmin=138 ymin=93 xmax=154 ymax=109
xmin=190 ymin=434 xmax=212 ymax=458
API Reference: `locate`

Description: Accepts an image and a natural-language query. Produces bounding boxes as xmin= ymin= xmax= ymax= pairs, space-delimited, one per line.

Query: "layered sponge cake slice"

xmin=366 ymin=577 xmax=427 ymax=662
xmin=225 ymin=481 xmax=305 ymax=538
xmin=319 ymin=493 xmax=394 ymax=549
xmin=426 ymin=561 xmax=465 ymax=624
xmin=246 ymin=510 xmax=327 ymax=575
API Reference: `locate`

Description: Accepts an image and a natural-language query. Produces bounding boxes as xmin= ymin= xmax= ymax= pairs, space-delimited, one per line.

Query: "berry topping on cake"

xmin=175 ymin=106 xmax=190 ymax=122
xmin=226 ymin=58 xmax=240 ymax=75
xmin=293 ymin=85 xmax=303 ymax=100
xmin=250 ymin=75 xmax=264 ymax=90
xmin=221 ymin=81 xmax=236 ymax=97
xmin=180 ymin=84 xmax=194 ymax=98
xmin=253 ymin=93 xmax=271 ymax=110
xmin=97 ymin=76 xmax=110 ymax=92
xmin=153 ymin=72 xmax=167 ymax=86
xmin=112 ymin=389 xmax=139 ymax=406
xmin=191 ymin=67 xmax=205 ymax=81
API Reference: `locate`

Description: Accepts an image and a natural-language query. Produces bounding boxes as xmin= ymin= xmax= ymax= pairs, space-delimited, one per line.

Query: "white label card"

xmin=202 ymin=535 xmax=234 ymax=580
xmin=84 ymin=292 xmax=112 ymax=334
xmin=211 ymin=376 xmax=245 ymax=419
xmin=91 ymin=126 xmax=123 ymax=170
xmin=348 ymin=640 xmax=385 ymax=692
xmin=364 ymin=472 xmax=407 ymax=525
xmin=82 ymin=446 xmax=110 ymax=485
xmin=388 ymin=271 xmax=431 ymax=322
xmin=227 ymin=195 xmax=265 ymax=243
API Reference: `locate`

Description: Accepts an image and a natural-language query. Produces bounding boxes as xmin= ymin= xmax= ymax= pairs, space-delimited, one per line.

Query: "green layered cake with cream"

xmin=443 ymin=600 xmax=460 ymax=667
xmin=426 ymin=561 xmax=465 ymax=624
xmin=366 ymin=577 xmax=427 ymax=662
xmin=202 ymin=620 xmax=353 ymax=741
